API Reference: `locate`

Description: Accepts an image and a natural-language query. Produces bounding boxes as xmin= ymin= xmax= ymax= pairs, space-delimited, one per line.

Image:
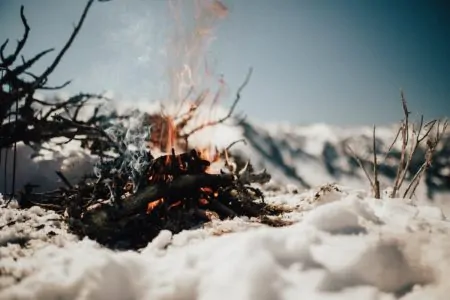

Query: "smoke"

xmin=165 ymin=0 xmax=229 ymax=103
xmin=92 ymin=111 xmax=154 ymax=193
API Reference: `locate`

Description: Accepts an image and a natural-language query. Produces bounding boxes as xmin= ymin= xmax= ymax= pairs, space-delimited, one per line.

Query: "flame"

xmin=146 ymin=198 xmax=183 ymax=214
xmin=167 ymin=0 xmax=228 ymax=103
xmin=145 ymin=1 xmax=230 ymax=215
xmin=147 ymin=0 xmax=230 ymax=153
xmin=198 ymin=147 xmax=220 ymax=173
xmin=147 ymin=198 xmax=164 ymax=213
xmin=165 ymin=116 xmax=177 ymax=154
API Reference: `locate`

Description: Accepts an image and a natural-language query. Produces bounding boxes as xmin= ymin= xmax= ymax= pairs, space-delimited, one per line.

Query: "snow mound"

xmin=0 ymin=200 xmax=78 ymax=290
xmin=2 ymin=187 xmax=450 ymax=300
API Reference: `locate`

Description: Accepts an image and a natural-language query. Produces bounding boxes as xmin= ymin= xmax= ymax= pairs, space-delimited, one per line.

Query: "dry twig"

xmin=347 ymin=145 xmax=377 ymax=197
xmin=372 ymin=125 xmax=380 ymax=198
xmin=180 ymin=67 xmax=253 ymax=139
xmin=403 ymin=119 xmax=448 ymax=198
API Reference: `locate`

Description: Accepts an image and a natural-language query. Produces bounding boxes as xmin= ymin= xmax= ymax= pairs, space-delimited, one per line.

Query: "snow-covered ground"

xmin=2 ymin=184 xmax=450 ymax=300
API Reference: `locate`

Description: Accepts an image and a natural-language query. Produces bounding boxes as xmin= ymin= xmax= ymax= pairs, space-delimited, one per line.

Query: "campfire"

xmin=16 ymin=140 xmax=289 ymax=249
xmin=9 ymin=60 xmax=290 ymax=250
xmin=0 ymin=0 xmax=294 ymax=250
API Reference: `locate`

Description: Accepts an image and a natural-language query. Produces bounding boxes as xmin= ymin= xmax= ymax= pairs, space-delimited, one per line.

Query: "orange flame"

xmin=144 ymin=1 xmax=232 ymax=216
xmin=146 ymin=0 xmax=231 ymax=153
xmin=147 ymin=198 xmax=164 ymax=213
xmin=167 ymin=0 xmax=228 ymax=104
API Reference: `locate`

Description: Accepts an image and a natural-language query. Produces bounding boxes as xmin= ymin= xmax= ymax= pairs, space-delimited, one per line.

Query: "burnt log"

xmin=83 ymin=173 xmax=235 ymax=223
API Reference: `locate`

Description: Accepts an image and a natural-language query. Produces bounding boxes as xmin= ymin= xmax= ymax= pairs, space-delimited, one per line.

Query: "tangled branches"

xmin=0 ymin=1 xmax=127 ymax=198
xmin=0 ymin=1 xmax=118 ymax=150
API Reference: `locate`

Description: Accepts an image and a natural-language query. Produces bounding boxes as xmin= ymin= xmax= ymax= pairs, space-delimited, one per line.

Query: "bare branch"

xmin=55 ymin=171 xmax=73 ymax=189
xmin=0 ymin=6 xmax=30 ymax=68
xmin=383 ymin=124 xmax=402 ymax=162
xmin=181 ymin=67 xmax=253 ymax=138
xmin=391 ymin=90 xmax=411 ymax=197
xmin=372 ymin=125 xmax=380 ymax=199
xmin=347 ymin=145 xmax=375 ymax=190
xmin=4 ymin=48 xmax=54 ymax=82
xmin=39 ymin=80 xmax=72 ymax=90
xmin=226 ymin=139 xmax=247 ymax=152
xmin=403 ymin=119 xmax=448 ymax=198
xmin=0 ymin=39 xmax=9 ymax=63
xmin=418 ymin=119 xmax=437 ymax=143
xmin=398 ymin=116 xmax=422 ymax=188
xmin=34 ymin=0 xmax=95 ymax=88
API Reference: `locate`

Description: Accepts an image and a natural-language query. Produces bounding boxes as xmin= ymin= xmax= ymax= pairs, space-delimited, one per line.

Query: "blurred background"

xmin=1 ymin=0 xmax=449 ymax=125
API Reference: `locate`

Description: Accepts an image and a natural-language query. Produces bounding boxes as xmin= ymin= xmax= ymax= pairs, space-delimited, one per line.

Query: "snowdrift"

xmin=1 ymin=185 xmax=450 ymax=300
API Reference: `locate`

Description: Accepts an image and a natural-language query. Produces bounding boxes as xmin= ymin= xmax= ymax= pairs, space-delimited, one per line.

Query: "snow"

xmin=2 ymin=184 xmax=450 ymax=300
xmin=1 ymin=102 xmax=449 ymax=299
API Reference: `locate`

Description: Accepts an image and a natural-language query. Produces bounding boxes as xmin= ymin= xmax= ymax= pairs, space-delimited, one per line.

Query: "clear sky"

xmin=1 ymin=0 xmax=449 ymax=125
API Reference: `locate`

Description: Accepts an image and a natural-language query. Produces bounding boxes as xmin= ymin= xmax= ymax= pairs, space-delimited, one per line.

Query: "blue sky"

xmin=1 ymin=0 xmax=449 ymax=125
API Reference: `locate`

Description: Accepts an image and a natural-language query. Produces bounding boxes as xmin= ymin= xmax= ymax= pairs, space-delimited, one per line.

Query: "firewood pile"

xmin=15 ymin=144 xmax=288 ymax=249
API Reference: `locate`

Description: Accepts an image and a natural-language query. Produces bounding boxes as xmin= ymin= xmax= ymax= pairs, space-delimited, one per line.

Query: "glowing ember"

xmin=145 ymin=147 xmax=223 ymax=214
xmin=147 ymin=199 xmax=163 ymax=213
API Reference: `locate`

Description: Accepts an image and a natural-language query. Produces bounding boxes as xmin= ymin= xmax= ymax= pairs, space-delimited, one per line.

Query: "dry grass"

xmin=349 ymin=90 xmax=448 ymax=199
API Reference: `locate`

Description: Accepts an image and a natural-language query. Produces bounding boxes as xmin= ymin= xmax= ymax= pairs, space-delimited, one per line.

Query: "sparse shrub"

xmin=349 ymin=90 xmax=448 ymax=199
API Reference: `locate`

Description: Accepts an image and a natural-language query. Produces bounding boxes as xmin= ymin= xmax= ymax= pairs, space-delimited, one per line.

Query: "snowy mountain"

xmin=227 ymin=120 xmax=450 ymax=202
